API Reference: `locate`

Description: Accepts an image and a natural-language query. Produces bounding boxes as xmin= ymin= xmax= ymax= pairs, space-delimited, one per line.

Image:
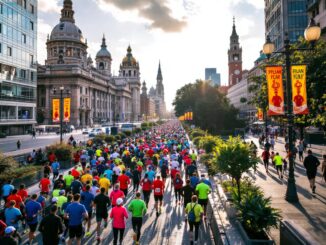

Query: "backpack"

xmin=188 ymin=204 xmax=197 ymax=222
xmin=175 ymin=178 xmax=181 ymax=185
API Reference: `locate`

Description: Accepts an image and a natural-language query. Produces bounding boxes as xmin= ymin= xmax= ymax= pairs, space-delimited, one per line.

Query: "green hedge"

xmin=0 ymin=166 xmax=42 ymax=183
xmin=46 ymin=143 xmax=73 ymax=162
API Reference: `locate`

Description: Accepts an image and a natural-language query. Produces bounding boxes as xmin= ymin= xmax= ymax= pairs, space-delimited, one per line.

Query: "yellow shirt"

xmin=118 ymin=164 xmax=126 ymax=172
xmin=96 ymin=149 xmax=102 ymax=157
xmin=99 ymin=178 xmax=110 ymax=192
xmin=274 ymin=155 xmax=283 ymax=166
xmin=81 ymin=174 xmax=93 ymax=184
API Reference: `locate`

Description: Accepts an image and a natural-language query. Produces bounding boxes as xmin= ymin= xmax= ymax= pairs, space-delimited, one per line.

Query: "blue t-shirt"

xmin=52 ymin=162 xmax=60 ymax=172
xmin=2 ymin=184 xmax=14 ymax=197
xmin=25 ymin=200 xmax=42 ymax=224
xmin=104 ymin=169 xmax=113 ymax=181
xmin=5 ymin=207 xmax=22 ymax=228
xmin=65 ymin=202 xmax=87 ymax=226
xmin=146 ymin=170 xmax=156 ymax=182
xmin=190 ymin=176 xmax=199 ymax=188
xmin=80 ymin=191 xmax=94 ymax=212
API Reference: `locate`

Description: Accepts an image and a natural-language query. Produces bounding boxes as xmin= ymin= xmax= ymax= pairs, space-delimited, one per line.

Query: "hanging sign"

xmin=291 ymin=65 xmax=309 ymax=115
xmin=63 ymin=98 xmax=71 ymax=122
xmin=266 ymin=66 xmax=285 ymax=116
xmin=257 ymin=108 xmax=264 ymax=121
xmin=52 ymin=99 xmax=60 ymax=123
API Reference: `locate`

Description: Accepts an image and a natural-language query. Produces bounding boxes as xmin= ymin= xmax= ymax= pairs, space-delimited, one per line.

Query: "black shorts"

xmin=154 ymin=195 xmax=163 ymax=202
xmin=96 ymin=212 xmax=108 ymax=222
xmin=87 ymin=210 xmax=93 ymax=219
xmin=28 ymin=223 xmax=38 ymax=232
xmin=198 ymin=198 xmax=208 ymax=207
xmin=69 ymin=225 xmax=83 ymax=239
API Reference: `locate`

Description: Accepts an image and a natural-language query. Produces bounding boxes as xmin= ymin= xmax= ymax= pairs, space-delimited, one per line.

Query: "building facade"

xmin=205 ymin=68 xmax=221 ymax=86
xmin=265 ymin=0 xmax=309 ymax=50
xmin=140 ymin=81 xmax=156 ymax=120
xmin=0 ymin=0 xmax=37 ymax=135
xmin=307 ymin=0 xmax=326 ymax=39
xmin=37 ymin=0 xmax=141 ymax=127
xmin=228 ymin=18 xmax=243 ymax=87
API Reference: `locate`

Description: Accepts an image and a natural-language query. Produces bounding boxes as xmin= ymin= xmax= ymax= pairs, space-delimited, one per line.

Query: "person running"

xmin=4 ymin=201 xmax=22 ymax=240
xmin=2 ymin=226 xmax=18 ymax=245
xmin=94 ymin=187 xmax=111 ymax=242
xmin=262 ymin=148 xmax=270 ymax=174
xmin=273 ymin=152 xmax=284 ymax=179
xmin=39 ymin=174 xmax=51 ymax=197
xmin=128 ymin=192 xmax=147 ymax=244
xmin=110 ymin=184 xmax=125 ymax=207
xmin=64 ymin=194 xmax=89 ymax=245
xmin=110 ymin=198 xmax=128 ymax=245
xmin=140 ymin=173 xmax=152 ymax=207
xmin=25 ymin=194 xmax=42 ymax=245
xmin=80 ymin=185 xmax=95 ymax=237
xmin=39 ymin=205 xmax=63 ymax=245
xmin=99 ymin=174 xmax=111 ymax=194
xmin=118 ymin=170 xmax=131 ymax=197
xmin=173 ymin=173 xmax=183 ymax=205
xmin=153 ymin=175 xmax=165 ymax=216
xmin=64 ymin=171 xmax=75 ymax=192
xmin=51 ymin=159 xmax=60 ymax=180
xmin=161 ymin=162 xmax=169 ymax=184
xmin=195 ymin=180 xmax=211 ymax=218
xmin=1 ymin=180 xmax=14 ymax=203
xmin=182 ymin=179 xmax=195 ymax=209
xmin=185 ymin=195 xmax=204 ymax=245
xmin=132 ymin=167 xmax=141 ymax=192
xmin=70 ymin=177 xmax=83 ymax=195
xmin=303 ymin=150 xmax=321 ymax=194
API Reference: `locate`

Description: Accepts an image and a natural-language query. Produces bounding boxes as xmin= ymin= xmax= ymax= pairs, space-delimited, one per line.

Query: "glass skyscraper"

xmin=0 ymin=0 xmax=37 ymax=135
xmin=205 ymin=68 xmax=221 ymax=86
xmin=265 ymin=0 xmax=308 ymax=50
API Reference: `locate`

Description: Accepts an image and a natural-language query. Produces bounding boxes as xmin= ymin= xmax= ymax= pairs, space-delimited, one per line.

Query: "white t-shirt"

xmin=171 ymin=160 xmax=179 ymax=170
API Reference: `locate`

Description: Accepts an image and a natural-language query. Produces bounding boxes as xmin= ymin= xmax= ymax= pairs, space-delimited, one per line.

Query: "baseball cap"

xmin=59 ymin=190 xmax=65 ymax=195
xmin=52 ymin=197 xmax=58 ymax=203
xmin=5 ymin=226 xmax=16 ymax=234
xmin=116 ymin=198 xmax=123 ymax=206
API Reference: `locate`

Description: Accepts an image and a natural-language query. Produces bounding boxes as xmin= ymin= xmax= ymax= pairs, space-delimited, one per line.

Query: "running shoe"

xmin=133 ymin=232 xmax=137 ymax=241
xmin=85 ymin=231 xmax=91 ymax=237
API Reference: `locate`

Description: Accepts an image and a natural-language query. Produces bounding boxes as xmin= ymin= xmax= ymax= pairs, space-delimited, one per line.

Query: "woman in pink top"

xmin=110 ymin=198 xmax=128 ymax=245
xmin=110 ymin=184 xmax=125 ymax=207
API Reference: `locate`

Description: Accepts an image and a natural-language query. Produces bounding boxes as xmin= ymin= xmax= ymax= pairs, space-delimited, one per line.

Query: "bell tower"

xmin=228 ymin=17 xmax=242 ymax=87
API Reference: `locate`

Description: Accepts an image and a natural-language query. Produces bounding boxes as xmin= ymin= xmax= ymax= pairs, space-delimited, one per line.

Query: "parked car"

xmin=88 ymin=128 xmax=103 ymax=137
xmin=82 ymin=128 xmax=89 ymax=135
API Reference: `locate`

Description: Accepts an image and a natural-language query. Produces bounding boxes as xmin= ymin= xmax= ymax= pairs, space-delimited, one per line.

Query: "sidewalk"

xmin=248 ymin=135 xmax=326 ymax=244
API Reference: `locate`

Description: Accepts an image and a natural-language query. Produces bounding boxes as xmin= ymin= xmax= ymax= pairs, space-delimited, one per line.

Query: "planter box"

xmin=236 ymin=221 xmax=274 ymax=245
xmin=12 ymin=170 xmax=43 ymax=188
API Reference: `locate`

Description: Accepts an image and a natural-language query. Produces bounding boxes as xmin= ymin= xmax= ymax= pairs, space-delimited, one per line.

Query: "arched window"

xmin=99 ymin=62 xmax=104 ymax=70
xmin=128 ymin=70 xmax=131 ymax=76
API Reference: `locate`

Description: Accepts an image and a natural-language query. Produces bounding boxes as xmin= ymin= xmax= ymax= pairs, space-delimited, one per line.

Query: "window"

xmin=22 ymin=33 xmax=26 ymax=44
xmin=0 ymin=4 xmax=3 ymax=14
xmin=20 ymin=69 xmax=26 ymax=79
xmin=18 ymin=107 xmax=33 ymax=119
xmin=30 ymin=21 xmax=34 ymax=31
xmin=80 ymin=87 xmax=83 ymax=94
xmin=29 ymin=54 xmax=34 ymax=64
xmin=0 ymin=23 xmax=2 ymax=34
xmin=30 ymin=71 xmax=34 ymax=81
xmin=7 ymin=47 xmax=12 ymax=56
xmin=30 ymin=4 xmax=34 ymax=14
xmin=0 ymin=43 xmax=2 ymax=53
xmin=23 ymin=0 xmax=27 ymax=9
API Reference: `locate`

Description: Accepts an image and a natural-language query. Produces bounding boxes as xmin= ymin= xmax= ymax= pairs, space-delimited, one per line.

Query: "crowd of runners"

xmin=0 ymin=120 xmax=212 ymax=245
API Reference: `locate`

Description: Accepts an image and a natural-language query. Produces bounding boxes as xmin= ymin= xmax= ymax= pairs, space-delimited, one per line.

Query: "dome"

xmin=96 ymin=35 xmax=111 ymax=58
xmin=122 ymin=45 xmax=138 ymax=66
xmin=50 ymin=21 xmax=85 ymax=43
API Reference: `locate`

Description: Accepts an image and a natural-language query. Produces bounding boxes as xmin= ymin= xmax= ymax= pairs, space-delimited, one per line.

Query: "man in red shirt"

xmin=17 ymin=184 xmax=28 ymax=202
xmin=71 ymin=166 xmax=80 ymax=179
xmin=118 ymin=170 xmax=130 ymax=196
xmin=109 ymin=184 xmax=125 ymax=207
xmin=39 ymin=175 xmax=51 ymax=196
xmin=48 ymin=152 xmax=56 ymax=164
xmin=153 ymin=175 xmax=164 ymax=216
xmin=6 ymin=189 xmax=24 ymax=209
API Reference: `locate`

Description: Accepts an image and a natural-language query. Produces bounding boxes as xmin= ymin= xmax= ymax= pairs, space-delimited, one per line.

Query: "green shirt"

xmin=196 ymin=182 xmax=211 ymax=200
xmin=128 ymin=199 xmax=147 ymax=218
xmin=52 ymin=189 xmax=60 ymax=197
xmin=64 ymin=174 xmax=74 ymax=186
xmin=274 ymin=155 xmax=283 ymax=166
xmin=185 ymin=202 xmax=204 ymax=222
xmin=57 ymin=196 xmax=67 ymax=212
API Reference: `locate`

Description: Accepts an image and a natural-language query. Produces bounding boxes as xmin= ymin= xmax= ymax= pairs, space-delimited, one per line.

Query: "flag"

xmin=266 ymin=66 xmax=285 ymax=116
xmin=63 ymin=98 xmax=71 ymax=122
xmin=291 ymin=65 xmax=309 ymax=115
xmin=52 ymin=99 xmax=60 ymax=123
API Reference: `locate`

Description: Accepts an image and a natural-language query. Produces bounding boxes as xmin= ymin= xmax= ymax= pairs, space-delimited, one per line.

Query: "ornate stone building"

xmin=37 ymin=0 xmax=141 ymax=127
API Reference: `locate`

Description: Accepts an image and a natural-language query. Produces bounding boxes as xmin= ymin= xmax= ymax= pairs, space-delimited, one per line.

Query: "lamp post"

xmin=263 ymin=19 xmax=321 ymax=203
xmin=53 ymin=86 xmax=70 ymax=144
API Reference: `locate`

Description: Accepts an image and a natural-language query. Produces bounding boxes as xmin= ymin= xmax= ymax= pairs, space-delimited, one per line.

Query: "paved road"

xmin=0 ymin=131 xmax=88 ymax=153
xmin=17 ymin=168 xmax=214 ymax=245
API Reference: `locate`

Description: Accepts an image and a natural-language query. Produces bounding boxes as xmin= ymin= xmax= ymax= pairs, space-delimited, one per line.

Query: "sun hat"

xmin=5 ymin=226 xmax=16 ymax=234
xmin=116 ymin=198 xmax=123 ymax=206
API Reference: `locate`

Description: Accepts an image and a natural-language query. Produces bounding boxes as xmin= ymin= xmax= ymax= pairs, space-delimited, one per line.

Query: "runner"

xmin=140 ymin=173 xmax=152 ymax=207
xmin=64 ymin=194 xmax=89 ymax=245
xmin=153 ymin=175 xmax=165 ymax=216
xmin=110 ymin=184 xmax=125 ymax=207
xmin=273 ymin=152 xmax=284 ymax=179
xmin=185 ymin=195 xmax=204 ymax=245
xmin=132 ymin=167 xmax=141 ymax=192
xmin=25 ymin=194 xmax=42 ymax=245
xmin=128 ymin=192 xmax=147 ymax=244
xmin=118 ymin=170 xmax=131 ymax=197
xmin=195 ymin=180 xmax=211 ymax=218
xmin=182 ymin=179 xmax=195 ymax=209
xmin=110 ymin=198 xmax=128 ymax=245
xmin=173 ymin=173 xmax=183 ymax=205
xmin=39 ymin=205 xmax=63 ymax=245
xmin=94 ymin=187 xmax=111 ymax=242
xmin=80 ymin=185 xmax=95 ymax=237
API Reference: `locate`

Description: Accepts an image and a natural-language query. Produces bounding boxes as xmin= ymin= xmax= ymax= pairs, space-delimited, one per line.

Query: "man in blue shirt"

xmin=25 ymin=194 xmax=42 ymax=244
xmin=146 ymin=167 xmax=156 ymax=183
xmin=190 ymin=173 xmax=199 ymax=189
xmin=5 ymin=200 xmax=22 ymax=229
xmin=80 ymin=185 xmax=94 ymax=237
xmin=64 ymin=194 xmax=88 ymax=245
xmin=52 ymin=160 xmax=60 ymax=180
xmin=1 ymin=180 xmax=14 ymax=203
xmin=104 ymin=168 xmax=113 ymax=182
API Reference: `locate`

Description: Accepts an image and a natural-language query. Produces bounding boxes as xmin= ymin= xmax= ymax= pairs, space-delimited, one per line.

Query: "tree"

xmin=216 ymin=137 xmax=257 ymax=202
xmin=173 ymin=80 xmax=245 ymax=134
xmin=36 ymin=109 xmax=45 ymax=124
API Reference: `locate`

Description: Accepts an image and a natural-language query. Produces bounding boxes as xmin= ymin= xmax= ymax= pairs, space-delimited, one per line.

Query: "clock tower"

xmin=228 ymin=17 xmax=242 ymax=87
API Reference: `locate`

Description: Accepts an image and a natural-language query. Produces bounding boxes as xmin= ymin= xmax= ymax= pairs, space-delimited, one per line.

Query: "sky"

xmin=37 ymin=0 xmax=265 ymax=111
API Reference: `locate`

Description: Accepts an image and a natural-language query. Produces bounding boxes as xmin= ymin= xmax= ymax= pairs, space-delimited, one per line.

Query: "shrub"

xmin=92 ymin=135 xmax=106 ymax=145
xmin=124 ymin=131 xmax=132 ymax=137
xmin=46 ymin=143 xmax=73 ymax=163
xmin=119 ymin=132 xmax=126 ymax=139
xmin=200 ymin=153 xmax=218 ymax=175
xmin=199 ymin=136 xmax=222 ymax=154
xmin=0 ymin=153 xmax=19 ymax=173
xmin=141 ymin=127 xmax=148 ymax=131
xmin=105 ymin=135 xmax=115 ymax=144
xmin=134 ymin=128 xmax=142 ymax=134
xmin=190 ymin=128 xmax=206 ymax=139
xmin=0 ymin=166 xmax=42 ymax=183
xmin=115 ymin=135 xmax=121 ymax=141
xmin=141 ymin=122 xmax=149 ymax=128
xmin=192 ymin=136 xmax=202 ymax=146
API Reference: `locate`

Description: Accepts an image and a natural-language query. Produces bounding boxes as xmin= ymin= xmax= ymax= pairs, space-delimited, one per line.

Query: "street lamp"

xmin=53 ymin=86 xmax=70 ymax=144
xmin=263 ymin=19 xmax=321 ymax=203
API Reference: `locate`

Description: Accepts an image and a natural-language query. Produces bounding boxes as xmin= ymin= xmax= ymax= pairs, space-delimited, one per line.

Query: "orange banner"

xmin=179 ymin=116 xmax=185 ymax=121
xmin=266 ymin=66 xmax=285 ymax=116
xmin=291 ymin=65 xmax=309 ymax=115
xmin=257 ymin=108 xmax=264 ymax=121
xmin=52 ymin=99 xmax=60 ymax=123
xmin=189 ymin=112 xmax=193 ymax=121
xmin=63 ymin=98 xmax=71 ymax=122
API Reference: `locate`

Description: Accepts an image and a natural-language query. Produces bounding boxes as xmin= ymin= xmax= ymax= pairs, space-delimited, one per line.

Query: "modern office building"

xmin=205 ymin=68 xmax=221 ymax=86
xmin=0 ymin=0 xmax=37 ymax=135
xmin=307 ymin=0 xmax=326 ymax=39
xmin=265 ymin=0 xmax=309 ymax=50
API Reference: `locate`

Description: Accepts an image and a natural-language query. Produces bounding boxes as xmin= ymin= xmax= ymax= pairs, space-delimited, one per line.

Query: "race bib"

xmin=155 ymin=188 xmax=161 ymax=193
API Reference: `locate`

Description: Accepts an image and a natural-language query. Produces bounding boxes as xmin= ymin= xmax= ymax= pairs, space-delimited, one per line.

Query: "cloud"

xmin=38 ymin=0 xmax=61 ymax=13
xmin=37 ymin=19 xmax=53 ymax=64
xmin=98 ymin=0 xmax=187 ymax=32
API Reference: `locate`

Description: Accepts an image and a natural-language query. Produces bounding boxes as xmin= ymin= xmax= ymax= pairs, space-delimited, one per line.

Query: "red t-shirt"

xmin=17 ymin=189 xmax=28 ymax=201
xmin=48 ymin=153 xmax=56 ymax=163
xmin=71 ymin=169 xmax=80 ymax=178
xmin=6 ymin=194 xmax=23 ymax=208
xmin=118 ymin=174 xmax=130 ymax=190
xmin=153 ymin=179 xmax=164 ymax=196
xmin=171 ymin=169 xmax=180 ymax=180
xmin=110 ymin=190 xmax=125 ymax=206
xmin=141 ymin=178 xmax=152 ymax=191
xmin=39 ymin=178 xmax=51 ymax=192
